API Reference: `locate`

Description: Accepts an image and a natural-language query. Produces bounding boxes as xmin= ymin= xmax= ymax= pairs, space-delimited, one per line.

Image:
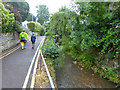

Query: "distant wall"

xmin=0 ymin=32 xmax=20 ymax=53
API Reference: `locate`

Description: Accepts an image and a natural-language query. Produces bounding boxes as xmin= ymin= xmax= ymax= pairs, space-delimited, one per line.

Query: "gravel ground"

xmin=35 ymin=58 xmax=57 ymax=89
xmin=35 ymin=59 xmax=50 ymax=88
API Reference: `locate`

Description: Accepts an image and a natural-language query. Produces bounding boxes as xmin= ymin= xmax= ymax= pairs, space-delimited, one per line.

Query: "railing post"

xmin=40 ymin=56 xmax=42 ymax=71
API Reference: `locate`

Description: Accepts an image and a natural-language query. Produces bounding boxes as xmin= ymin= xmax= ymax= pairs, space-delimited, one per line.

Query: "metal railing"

xmin=41 ymin=52 xmax=55 ymax=89
xmin=22 ymin=36 xmax=45 ymax=88
xmin=22 ymin=36 xmax=55 ymax=89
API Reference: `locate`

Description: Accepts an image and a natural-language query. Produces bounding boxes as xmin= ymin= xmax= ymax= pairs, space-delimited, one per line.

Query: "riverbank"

xmin=55 ymin=54 xmax=117 ymax=88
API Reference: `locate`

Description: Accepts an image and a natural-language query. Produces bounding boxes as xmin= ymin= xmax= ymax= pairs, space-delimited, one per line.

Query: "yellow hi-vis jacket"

xmin=19 ymin=32 xmax=29 ymax=41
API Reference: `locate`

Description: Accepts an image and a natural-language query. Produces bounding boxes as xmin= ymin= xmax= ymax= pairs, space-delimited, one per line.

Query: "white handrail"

xmin=22 ymin=36 xmax=55 ymax=89
xmin=22 ymin=42 xmax=40 ymax=88
xmin=30 ymin=37 xmax=45 ymax=88
xmin=41 ymin=52 xmax=55 ymax=88
xmin=22 ymin=37 xmax=45 ymax=88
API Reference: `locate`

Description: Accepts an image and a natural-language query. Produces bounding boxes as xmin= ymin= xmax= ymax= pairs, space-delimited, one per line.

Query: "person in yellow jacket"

xmin=19 ymin=30 xmax=29 ymax=50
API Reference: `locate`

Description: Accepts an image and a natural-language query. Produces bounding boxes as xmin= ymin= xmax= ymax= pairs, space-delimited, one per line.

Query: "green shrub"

xmin=78 ymin=52 xmax=94 ymax=67
xmin=12 ymin=21 xmax=23 ymax=33
xmin=44 ymin=2 xmax=120 ymax=85
xmin=42 ymin=39 xmax=64 ymax=67
xmin=1 ymin=3 xmax=15 ymax=33
xmin=39 ymin=26 xmax=45 ymax=36
xmin=27 ymin=21 xmax=41 ymax=32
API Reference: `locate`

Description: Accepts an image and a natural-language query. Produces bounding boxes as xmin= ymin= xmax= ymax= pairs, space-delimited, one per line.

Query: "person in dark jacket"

xmin=31 ymin=33 xmax=36 ymax=49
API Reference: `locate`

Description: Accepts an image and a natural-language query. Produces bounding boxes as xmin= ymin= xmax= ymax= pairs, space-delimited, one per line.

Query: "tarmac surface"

xmin=1 ymin=36 xmax=44 ymax=88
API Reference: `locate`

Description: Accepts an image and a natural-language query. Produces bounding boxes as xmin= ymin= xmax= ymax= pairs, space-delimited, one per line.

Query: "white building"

xmin=22 ymin=21 xmax=28 ymax=29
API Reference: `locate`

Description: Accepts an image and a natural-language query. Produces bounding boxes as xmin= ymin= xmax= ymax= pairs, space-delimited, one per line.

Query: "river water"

xmin=55 ymin=55 xmax=116 ymax=88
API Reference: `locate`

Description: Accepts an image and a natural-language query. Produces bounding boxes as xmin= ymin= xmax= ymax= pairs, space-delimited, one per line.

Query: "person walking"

xmin=31 ymin=32 xmax=36 ymax=49
xmin=19 ymin=30 xmax=29 ymax=50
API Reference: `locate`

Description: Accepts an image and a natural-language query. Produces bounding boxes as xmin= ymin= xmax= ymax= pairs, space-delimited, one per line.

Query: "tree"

xmin=46 ymin=2 xmax=120 ymax=84
xmin=4 ymin=3 xmax=22 ymax=22
xmin=26 ymin=13 xmax=36 ymax=21
xmin=48 ymin=7 xmax=75 ymax=43
xmin=36 ymin=5 xmax=49 ymax=25
xmin=4 ymin=0 xmax=29 ymax=22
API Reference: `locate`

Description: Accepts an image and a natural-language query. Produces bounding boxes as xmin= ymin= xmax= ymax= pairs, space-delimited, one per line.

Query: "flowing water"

xmin=55 ymin=55 xmax=116 ymax=88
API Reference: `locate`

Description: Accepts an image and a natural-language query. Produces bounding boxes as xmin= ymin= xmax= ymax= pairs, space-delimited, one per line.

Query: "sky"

xmin=25 ymin=0 xmax=72 ymax=16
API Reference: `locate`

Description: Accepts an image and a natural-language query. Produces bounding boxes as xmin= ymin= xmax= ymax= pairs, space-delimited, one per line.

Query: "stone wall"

xmin=0 ymin=32 xmax=20 ymax=53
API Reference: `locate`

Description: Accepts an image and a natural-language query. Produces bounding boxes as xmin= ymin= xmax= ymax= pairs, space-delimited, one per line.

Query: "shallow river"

xmin=55 ymin=55 xmax=116 ymax=88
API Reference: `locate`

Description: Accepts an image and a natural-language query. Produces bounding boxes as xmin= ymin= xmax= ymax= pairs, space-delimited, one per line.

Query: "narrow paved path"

xmin=1 ymin=36 xmax=44 ymax=88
